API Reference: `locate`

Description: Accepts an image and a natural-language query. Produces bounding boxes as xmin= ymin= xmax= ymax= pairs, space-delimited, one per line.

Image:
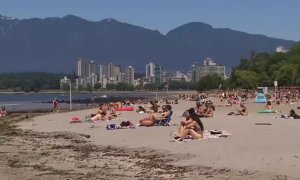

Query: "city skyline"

xmin=74 ymin=57 xmax=225 ymax=89
xmin=0 ymin=0 xmax=300 ymax=41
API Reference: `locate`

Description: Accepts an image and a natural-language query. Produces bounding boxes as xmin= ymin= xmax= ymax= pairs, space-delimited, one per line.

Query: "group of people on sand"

xmin=136 ymin=101 xmax=158 ymax=114
xmin=227 ymin=103 xmax=248 ymax=116
xmin=179 ymin=93 xmax=206 ymax=101
xmin=82 ymin=91 xmax=300 ymax=142
xmin=89 ymin=103 xmax=118 ymax=122
xmin=139 ymin=101 xmax=205 ymax=141
xmin=195 ymin=101 xmax=215 ymax=117
xmin=275 ymin=89 xmax=300 ymax=104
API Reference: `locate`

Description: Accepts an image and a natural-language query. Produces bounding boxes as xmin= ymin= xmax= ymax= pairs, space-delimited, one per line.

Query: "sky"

xmin=0 ymin=0 xmax=299 ymax=41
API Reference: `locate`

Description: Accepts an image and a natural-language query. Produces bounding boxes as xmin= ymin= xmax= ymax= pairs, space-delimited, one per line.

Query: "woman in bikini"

xmin=174 ymin=108 xmax=204 ymax=141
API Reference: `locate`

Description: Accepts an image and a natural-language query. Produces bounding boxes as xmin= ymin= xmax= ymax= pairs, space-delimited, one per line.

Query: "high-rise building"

xmin=77 ymin=59 xmax=88 ymax=77
xmin=99 ymin=63 xmax=121 ymax=84
xmin=88 ymin=60 xmax=96 ymax=77
xmin=146 ymin=62 xmax=155 ymax=83
xmin=107 ymin=63 xmax=121 ymax=79
xmin=154 ymin=65 xmax=163 ymax=84
xmin=125 ymin=66 xmax=135 ymax=85
xmin=191 ymin=58 xmax=225 ymax=83
xmin=77 ymin=59 xmax=97 ymax=78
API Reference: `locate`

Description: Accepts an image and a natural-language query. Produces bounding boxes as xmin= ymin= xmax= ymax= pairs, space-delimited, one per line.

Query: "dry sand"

xmin=1 ymin=98 xmax=300 ymax=179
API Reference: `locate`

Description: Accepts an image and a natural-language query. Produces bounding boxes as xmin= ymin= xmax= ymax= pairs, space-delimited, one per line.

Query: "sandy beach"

xmin=1 ymin=98 xmax=300 ymax=179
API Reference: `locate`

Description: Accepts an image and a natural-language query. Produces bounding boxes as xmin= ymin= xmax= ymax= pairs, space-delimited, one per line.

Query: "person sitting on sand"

xmin=265 ymin=101 xmax=273 ymax=110
xmin=228 ymin=103 xmax=248 ymax=116
xmin=174 ymin=108 xmax=204 ymax=141
xmin=0 ymin=107 xmax=7 ymax=118
xmin=109 ymin=103 xmax=118 ymax=117
xmin=136 ymin=106 xmax=147 ymax=113
xmin=149 ymin=101 xmax=158 ymax=113
xmin=174 ymin=99 xmax=178 ymax=104
xmin=289 ymin=110 xmax=300 ymax=119
xmin=114 ymin=101 xmax=123 ymax=109
xmin=139 ymin=105 xmax=172 ymax=126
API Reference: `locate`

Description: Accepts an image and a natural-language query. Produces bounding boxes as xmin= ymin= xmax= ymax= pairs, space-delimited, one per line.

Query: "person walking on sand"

xmin=53 ymin=98 xmax=59 ymax=112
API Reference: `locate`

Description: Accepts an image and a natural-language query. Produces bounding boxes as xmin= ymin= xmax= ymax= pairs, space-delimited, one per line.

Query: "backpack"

xmin=106 ymin=124 xmax=118 ymax=130
xmin=120 ymin=120 xmax=133 ymax=127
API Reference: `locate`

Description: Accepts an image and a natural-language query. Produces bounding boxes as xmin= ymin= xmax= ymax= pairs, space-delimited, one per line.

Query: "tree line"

xmin=0 ymin=72 xmax=71 ymax=92
xmin=196 ymin=42 xmax=300 ymax=91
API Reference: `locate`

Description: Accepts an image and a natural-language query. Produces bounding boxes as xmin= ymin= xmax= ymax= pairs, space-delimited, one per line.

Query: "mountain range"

xmin=0 ymin=14 xmax=296 ymax=73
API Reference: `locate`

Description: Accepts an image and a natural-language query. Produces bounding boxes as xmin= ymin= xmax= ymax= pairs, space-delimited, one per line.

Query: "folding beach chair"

xmin=155 ymin=111 xmax=173 ymax=126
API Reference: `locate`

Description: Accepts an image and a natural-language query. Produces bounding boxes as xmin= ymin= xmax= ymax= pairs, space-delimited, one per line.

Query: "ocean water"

xmin=0 ymin=92 xmax=173 ymax=111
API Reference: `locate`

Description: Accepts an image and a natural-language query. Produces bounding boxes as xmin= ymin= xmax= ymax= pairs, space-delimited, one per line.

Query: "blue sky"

xmin=0 ymin=0 xmax=299 ymax=41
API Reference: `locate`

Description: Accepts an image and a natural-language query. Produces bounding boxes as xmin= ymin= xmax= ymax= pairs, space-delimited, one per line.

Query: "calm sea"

xmin=0 ymin=92 xmax=174 ymax=111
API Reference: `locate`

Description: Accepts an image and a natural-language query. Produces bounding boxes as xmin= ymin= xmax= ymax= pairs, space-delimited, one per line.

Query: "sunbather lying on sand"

xmin=90 ymin=104 xmax=113 ymax=121
xmin=174 ymin=108 xmax=204 ymax=141
xmin=289 ymin=109 xmax=300 ymax=119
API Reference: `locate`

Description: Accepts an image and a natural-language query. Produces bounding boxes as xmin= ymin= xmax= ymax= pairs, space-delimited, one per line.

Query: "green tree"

xmin=116 ymin=83 xmax=134 ymax=91
xmin=231 ymin=70 xmax=258 ymax=89
xmin=86 ymin=84 xmax=93 ymax=92
xmin=143 ymin=83 xmax=157 ymax=91
xmin=106 ymin=83 xmax=116 ymax=90
xmin=94 ymin=83 xmax=101 ymax=90
xmin=196 ymin=75 xmax=224 ymax=91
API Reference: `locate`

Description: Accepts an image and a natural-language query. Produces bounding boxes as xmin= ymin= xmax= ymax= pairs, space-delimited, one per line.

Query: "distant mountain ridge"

xmin=0 ymin=14 xmax=296 ymax=73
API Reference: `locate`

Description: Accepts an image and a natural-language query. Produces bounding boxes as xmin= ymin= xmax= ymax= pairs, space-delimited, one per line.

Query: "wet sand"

xmin=1 ymin=98 xmax=300 ymax=179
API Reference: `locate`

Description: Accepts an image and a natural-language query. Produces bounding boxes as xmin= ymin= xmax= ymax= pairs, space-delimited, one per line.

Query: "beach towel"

xmin=258 ymin=110 xmax=277 ymax=113
xmin=170 ymin=130 xmax=231 ymax=143
xmin=69 ymin=116 xmax=82 ymax=123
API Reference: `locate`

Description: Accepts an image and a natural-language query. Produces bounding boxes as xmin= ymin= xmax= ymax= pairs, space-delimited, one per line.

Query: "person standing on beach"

xmin=0 ymin=107 xmax=7 ymax=117
xmin=52 ymin=98 xmax=59 ymax=112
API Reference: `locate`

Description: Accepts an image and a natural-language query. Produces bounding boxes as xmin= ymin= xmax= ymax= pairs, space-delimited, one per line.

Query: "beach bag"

xmin=106 ymin=124 xmax=118 ymax=130
xmin=120 ymin=120 xmax=133 ymax=127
